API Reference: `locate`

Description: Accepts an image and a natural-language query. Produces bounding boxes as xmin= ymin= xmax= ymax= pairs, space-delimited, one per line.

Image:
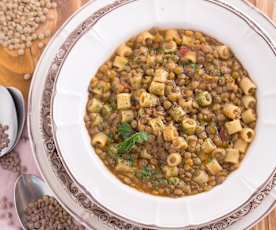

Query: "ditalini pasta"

xmin=85 ymin=29 xmax=257 ymax=197
xmin=239 ymin=77 xmax=256 ymax=95
xmin=223 ymin=104 xmax=241 ymax=119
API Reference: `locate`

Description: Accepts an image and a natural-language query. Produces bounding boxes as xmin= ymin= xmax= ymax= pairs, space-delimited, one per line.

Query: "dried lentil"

xmin=0 ymin=150 xmax=27 ymax=175
xmin=0 ymin=124 xmax=10 ymax=152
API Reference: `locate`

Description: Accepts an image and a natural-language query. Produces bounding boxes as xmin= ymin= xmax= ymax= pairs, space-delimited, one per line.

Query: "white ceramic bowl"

xmin=51 ymin=0 xmax=276 ymax=228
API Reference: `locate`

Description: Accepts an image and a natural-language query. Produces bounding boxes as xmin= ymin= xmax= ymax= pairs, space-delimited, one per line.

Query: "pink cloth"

xmin=0 ymin=127 xmax=40 ymax=230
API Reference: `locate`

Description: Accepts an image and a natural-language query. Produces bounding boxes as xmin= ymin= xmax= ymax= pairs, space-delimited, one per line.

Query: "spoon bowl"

xmin=14 ymin=175 xmax=54 ymax=229
xmin=0 ymin=86 xmax=25 ymax=157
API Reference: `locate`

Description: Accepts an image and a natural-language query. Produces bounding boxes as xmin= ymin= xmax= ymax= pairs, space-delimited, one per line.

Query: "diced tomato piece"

xmin=179 ymin=46 xmax=189 ymax=57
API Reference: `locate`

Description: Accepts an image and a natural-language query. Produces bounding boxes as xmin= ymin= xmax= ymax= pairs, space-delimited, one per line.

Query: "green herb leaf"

xmin=136 ymin=166 xmax=155 ymax=180
xmin=140 ymin=166 xmax=153 ymax=178
xmin=191 ymin=63 xmax=198 ymax=71
xmin=118 ymin=122 xmax=134 ymax=140
xmin=117 ymin=132 xmax=149 ymax=155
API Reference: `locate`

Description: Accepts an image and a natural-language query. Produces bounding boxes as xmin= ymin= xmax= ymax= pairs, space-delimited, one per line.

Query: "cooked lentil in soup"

xmin=84 ymin=29 xmax=257 ymax=197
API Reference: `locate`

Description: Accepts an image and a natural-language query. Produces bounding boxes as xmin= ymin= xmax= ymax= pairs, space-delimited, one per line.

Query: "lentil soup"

xmin=84 ymin=29 xmax=257 ymax=198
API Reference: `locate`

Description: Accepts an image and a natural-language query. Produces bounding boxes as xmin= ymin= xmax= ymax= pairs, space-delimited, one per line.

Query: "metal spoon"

xmin=0 ymin=86 xmax=25 ymax=157
xmin=14 ymin=175 xmax=54 ymax=229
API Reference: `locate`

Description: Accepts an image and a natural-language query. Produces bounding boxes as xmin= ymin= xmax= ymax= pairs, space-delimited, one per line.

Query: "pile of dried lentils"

xmin=0 ymin=0 xmax=57 ymax=56
xmin=0 ymin=128 xmax=86 ymax=229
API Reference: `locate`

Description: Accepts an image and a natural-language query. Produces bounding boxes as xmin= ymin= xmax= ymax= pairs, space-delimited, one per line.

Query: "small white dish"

xmin=0 ymin=86 xmax=18 ymax=155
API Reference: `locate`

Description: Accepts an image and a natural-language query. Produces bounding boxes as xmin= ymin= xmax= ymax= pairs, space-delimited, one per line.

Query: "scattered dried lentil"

xmin=0 ymin=196 xmax=22 ymax=229
xmin=38 ymin=42 xmax=44 ymax=48
xmin=23 ymin=73 xmax=32 ymax=81
xmin=0 ymin=150 xmax=27 ymax=176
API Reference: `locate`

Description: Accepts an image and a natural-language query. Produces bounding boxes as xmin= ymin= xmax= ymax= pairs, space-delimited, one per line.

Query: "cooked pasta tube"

xmin=130 ymin=73 xmax=142 ymax=89
xmin=240 ymin=128 xmax=255 ymax=143
xmin=92 ymin=133 xmax=108 ymax=148
xmin=217 ymin=45 xmax=231 ymax=60
xmin=121 ymin=110 xmax=134 ymax=122
xmin=223 ymin=104 xmax=241 ymax=119
xmin=154 ymin=68 xmax=168 ymax=82
xmin=239 ymin=77 xmax=256 ymax=95
xmin=88 ymin=98 xmax=103 ymax=113
xmin=163 ymin=166 xmax=179 ymax=178
xmin=170 ymin=106 xmax=185 ymax=121
xmin=149 ymin=81 xmax=165 ymax=96
xmin=193 ymin=170 xmax=209 ymax=184
xmin=90 ymin=113 xmax=103 ymax=127
xmin=149 ymin=117 xmax=165 ymax=134
xmin=163 ymin=124 xmax=178 ymax=141
xmin=242 ymin=109 xmax=256 ymax=124
xmin=163 ymin=41 xmax=177 ymax=53
xmin=182 ymin=118 xmax=197 ymax=135
xmin=225 ymin=148 xmax=240 ymax=164
xmin=172 ymin=137 xmax=188 ymax=150
xmin=234 ymin=139 xmax=248 ymax=153
xmin=137 ymin=31 xmax=154 ymax=44
xmin=165 ymin=29 xmax=180 ymax=41
xmin=117 ymin=93 xmax=132 ymax=109
xmin=179 ymin=98 xmax=193 ymax=110
xmin=201 ymin=138 xmax=216 ymax=154
xmin=225 ymin=119 xmax=242 ymax=135
xmin=167 ymin=153 xmax=182 ymax=167
xmin=113 ymin=56 xmax=128 ymax=70
xmin=117 ymin=43 xmax=132 ymax=57
xmin=139 ymin=91 xmax=158 ymax=107
xmin=206 ymin=159 xmax=222 ymax=175
xmin=242 ymin=96 xmax=256 ymax=109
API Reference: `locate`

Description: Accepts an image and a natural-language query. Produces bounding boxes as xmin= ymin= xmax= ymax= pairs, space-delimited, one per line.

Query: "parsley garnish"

xmin=118 ymin=122 xmax=134 ymax=140
xmin=136 ymin=166 xmax=156 ymax=180
xmin=117 ymin=132 xmax=149 ymax=155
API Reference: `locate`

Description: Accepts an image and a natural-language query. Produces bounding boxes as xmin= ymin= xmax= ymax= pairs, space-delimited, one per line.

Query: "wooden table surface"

xmin=0 ymin=0 xmax=275 ymax=229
